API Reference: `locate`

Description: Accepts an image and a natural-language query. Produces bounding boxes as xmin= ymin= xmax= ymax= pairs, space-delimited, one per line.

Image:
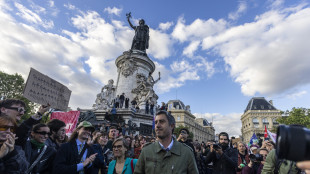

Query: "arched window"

xmin=253 ymin=118 xmax=259 ymax=128
xmin=263 ymin=118 xmax=269 ymax=124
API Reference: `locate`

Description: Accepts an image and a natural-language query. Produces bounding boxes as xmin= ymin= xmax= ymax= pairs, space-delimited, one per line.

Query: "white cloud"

xmin=194 ymin=112 xmax=243 ymax=136
xmin=49 ymin=1 xmax=55 ymax=8
xmin=171 ymin=16 xmax=228 ymax=43
xmin=104 ymin=6 xmax=122 ymax=16
xmin=64 ymin=3 xmax=76 ymax=10
xmin=14 ymin=2 xmax=54 ymax=29
xmin=148 ymin=28 xmax=174 ymax=59
xmin=202 ymin=6 xmax=310 ymax=96
xmin=159 ymin=21 xmax=173 ymax=31
xmin=183 ymin=40 xmax=200 ymax=57
xmin=286 ymin=90 xmax=307 ymax=100
xmin=228 ymin=1 xmax=247 ymax=20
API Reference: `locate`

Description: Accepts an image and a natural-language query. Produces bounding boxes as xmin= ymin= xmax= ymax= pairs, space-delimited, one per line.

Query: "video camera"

xmin=276 ymin=125 xmax=310 ymax=161
xmin=249 ymin=154 xmax=264 ymax=162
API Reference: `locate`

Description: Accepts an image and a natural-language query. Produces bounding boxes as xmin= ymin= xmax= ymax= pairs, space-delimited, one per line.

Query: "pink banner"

xmin=50 ymin=111 xmax=80 ymax=135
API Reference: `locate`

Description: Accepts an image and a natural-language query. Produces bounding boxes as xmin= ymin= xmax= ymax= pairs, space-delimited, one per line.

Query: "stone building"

xmin=241 ymin=97 xmax=282 ymax=143
xmin=167 ymin=100 xmax=215 ymax=142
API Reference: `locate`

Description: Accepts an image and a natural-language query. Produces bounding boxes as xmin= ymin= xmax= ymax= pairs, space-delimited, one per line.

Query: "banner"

xmin=267 ymin=129 xmax=277 ymax=143
xmin=23 ymin=68 xmax=71 ymax=111
xmin=50 ymin=111 xmax=80 ymax=135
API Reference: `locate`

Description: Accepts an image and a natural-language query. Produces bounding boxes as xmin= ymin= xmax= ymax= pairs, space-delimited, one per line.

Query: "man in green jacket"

xmin=134 ymin=110 xmax=198 ymax=174
xmin=261 ymin=149 xmax=300 ymax=174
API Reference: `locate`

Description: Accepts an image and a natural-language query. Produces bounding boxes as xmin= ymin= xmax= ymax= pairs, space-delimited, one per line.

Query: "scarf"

xmin=30 ymin=139 xmax=45 ymax=149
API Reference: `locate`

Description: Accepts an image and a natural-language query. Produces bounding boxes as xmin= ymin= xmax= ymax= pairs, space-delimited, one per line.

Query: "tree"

xmin=174 ymin=125 xmax=194 ymax=140
xmin=277 ymin=107 xmax=310 ymax=128
xmin=0 ymin=71 xmax=36 ymax=121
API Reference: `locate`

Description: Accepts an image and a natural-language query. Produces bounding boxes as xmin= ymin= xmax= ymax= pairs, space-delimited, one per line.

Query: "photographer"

xmin=205 ymin=132 xmax=238 ymax=174
xmin=242 ymin=148 xmax=269 ymax=174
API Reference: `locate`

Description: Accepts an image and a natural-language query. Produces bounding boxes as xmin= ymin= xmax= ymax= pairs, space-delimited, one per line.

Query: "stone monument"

xmin=89 ymin=13 xmax=160 ymax=135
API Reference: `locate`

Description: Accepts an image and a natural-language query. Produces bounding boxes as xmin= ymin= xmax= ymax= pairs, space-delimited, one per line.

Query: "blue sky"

xmin=1 ymin=0 xmax=310 ymax=136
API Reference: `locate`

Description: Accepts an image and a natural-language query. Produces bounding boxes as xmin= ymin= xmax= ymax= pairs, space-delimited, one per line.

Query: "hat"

xmin=250 ymin=146 xmax=258 ymax=151
xmin=77 ymin=121 xmax=95 ymax=132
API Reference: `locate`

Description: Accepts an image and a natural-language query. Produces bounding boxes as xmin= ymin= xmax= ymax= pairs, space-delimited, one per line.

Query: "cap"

xmin=250 ymin=146 xmax=258 ymax=151
xmin=77 ymin=121 xmax=95 ymax=132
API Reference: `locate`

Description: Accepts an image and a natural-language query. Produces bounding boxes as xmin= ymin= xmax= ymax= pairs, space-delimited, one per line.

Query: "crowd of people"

xmin=0 ymin=98 xmax=309 ymax=174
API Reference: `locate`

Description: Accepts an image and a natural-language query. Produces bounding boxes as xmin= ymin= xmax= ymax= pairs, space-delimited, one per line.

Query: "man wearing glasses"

xmin=205 ymin=132 xmax=238 ymax=174
xmin=0 ymin=98 xmax=50 ymax=146
xmin=134 ymin=110 xmax=198 ymax=174
xmin=53 ymin=121 xmax=98 ymax=174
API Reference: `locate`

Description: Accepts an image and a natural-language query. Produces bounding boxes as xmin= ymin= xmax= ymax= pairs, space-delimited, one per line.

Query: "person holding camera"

xmin=205 ymin=132 xmax=238 ymax=174
xmin=242 ymin=148 xmax=269 ymax=174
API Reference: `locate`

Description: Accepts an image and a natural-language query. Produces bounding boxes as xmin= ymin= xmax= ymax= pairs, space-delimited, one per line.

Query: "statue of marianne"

xmin=126 ymin=12 xmax=149 ymax=52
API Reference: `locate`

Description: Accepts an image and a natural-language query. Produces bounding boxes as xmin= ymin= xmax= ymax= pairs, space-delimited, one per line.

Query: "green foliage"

xmin=277 ymin=107 xmax=310 ymax=128
xmin=0 ymin=71 xmax=36 ymax=121
xmin=174 ymin=125 xmax=194 ymax=140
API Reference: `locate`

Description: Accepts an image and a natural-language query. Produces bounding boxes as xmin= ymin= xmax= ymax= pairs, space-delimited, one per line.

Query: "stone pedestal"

xmin=115 ymin=51 xmax=156 ymax=105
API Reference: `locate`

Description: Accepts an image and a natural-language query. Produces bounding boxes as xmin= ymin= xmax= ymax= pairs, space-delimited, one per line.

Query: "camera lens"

xmin=276 ymin=125 xmax=310 ymax=161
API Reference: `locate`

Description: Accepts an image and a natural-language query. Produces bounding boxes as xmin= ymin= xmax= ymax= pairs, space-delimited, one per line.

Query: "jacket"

xmin=24 ymin=140 xmax=56 ymax=174
xmin=52 ymin=141 xmax=97 ymax=174
xmin=237 ymin=152 xmax=250 ymax=174
xmin=261 ymin=149 xmax=299 ymax=174
xmin=107 ymin=158 xmax=137 ymax=174
xmin=0 ymin=145 xmax=29 ymax=174
xmin=205 ymin=146 xmax=238 ymax=174
xmin=92 ymin=144 xmax=108 ymax=174
xmin=134 ymin=140 xmax=199 ymax=174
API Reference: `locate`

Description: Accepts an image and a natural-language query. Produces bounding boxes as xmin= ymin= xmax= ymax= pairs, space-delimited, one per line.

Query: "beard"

xmin=220 ymin=142 xmax=229 ymax=150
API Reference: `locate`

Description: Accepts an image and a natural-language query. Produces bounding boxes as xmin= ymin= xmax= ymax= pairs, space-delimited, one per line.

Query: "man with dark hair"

xmin=46 ymin=119 xmax=66 ymax=150
xmin=134 ymin=110 xmax=198 ymax=174
xmin=0 ymin=99 xmax=26 ymax=121
xmin=106 ymin=125 xmax=119 ymax=150
xmin=205 ymin=132 xmax=238 ymax=174
xmin=119 ymin=93 xmax=125 ymax=108
xmin=0 ymin=98 xmax=50 ymax=146
xmin=53 ymin=121 xmax=98 ymax=174
xmin=177 ymin=128 xmax=195 ymax=154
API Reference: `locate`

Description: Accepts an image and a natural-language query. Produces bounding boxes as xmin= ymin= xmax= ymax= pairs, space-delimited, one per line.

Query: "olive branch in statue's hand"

xmin=126 ymin=12 xmax=131 ymax=19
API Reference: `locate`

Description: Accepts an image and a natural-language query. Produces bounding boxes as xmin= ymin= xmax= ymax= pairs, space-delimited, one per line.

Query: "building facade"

xmin=167 ymin=100 xmax=215 ymax=142
xmin=241 ymin=97 xmax=282 ymax=143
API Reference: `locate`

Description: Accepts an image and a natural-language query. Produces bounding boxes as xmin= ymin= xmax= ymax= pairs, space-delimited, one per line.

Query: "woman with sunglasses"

xmin=0 ymin=115 xmax=29 ymax=173
xmin=23 ymin=123 xmax=56 ymax=174
xmin=107 ymin=138 xmax=138 ymax=174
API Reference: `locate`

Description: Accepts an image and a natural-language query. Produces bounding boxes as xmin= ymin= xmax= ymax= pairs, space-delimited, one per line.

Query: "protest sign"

xmin=23 ymin=68 xmax=71 ymax=111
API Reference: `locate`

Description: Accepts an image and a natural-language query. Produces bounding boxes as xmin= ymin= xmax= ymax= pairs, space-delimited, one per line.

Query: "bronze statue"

xmin=126 ymin=12 xmax=149 ymax=52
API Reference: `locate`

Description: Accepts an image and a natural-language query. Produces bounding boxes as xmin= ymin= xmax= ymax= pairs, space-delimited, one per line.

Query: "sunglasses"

xmin=34 ymin=131 xmax=51 ymax=136
xmin=113 ymin=145 xmax=123 ymax=149
xmin=6 ymin=106 xmax=26 ymax=113
xmin=0 ymin=125 xmax=15 ymax=132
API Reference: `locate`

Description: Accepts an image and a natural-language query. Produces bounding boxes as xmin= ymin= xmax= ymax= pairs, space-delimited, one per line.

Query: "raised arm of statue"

xmin=154 ymin=72 xmax=161 ymax=84
xmin=126 ymin=12 xmax=135 ymax=29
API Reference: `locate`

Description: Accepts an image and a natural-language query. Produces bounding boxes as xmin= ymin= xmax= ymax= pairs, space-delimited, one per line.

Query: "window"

xmin=263 ymin=118 xmax=269 ymax=124
xmin=177 ymin=116 xmax=180 ymax=121
xmin=252 ymin=118 xmax=259 ymax=124
xmin=261 ymin=105 xmax=264 ymax=109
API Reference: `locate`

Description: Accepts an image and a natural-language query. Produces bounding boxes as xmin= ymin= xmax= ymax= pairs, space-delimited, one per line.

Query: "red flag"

xmin=264 ymin=125 xmax=268 ymax=138
xmin=51 ymin=111 xmax=80 ymax=135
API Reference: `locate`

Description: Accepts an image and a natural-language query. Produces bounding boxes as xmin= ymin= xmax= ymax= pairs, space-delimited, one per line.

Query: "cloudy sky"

xmin=1 ymin=0 xmax=310 ymax=136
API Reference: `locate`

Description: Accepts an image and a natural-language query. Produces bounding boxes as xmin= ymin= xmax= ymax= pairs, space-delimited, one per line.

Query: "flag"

xmin=267 ymin=129 xmax=277 ymax=143
xmin=50 ymin=110 xmax=80 ymax=136
xmin=249 ymin=133 xmax=258 ymax=145
xmin=264 ymin=125 xmax=268 ymax=138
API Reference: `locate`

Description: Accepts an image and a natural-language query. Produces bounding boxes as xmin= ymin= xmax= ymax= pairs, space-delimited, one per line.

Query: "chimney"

xmin=269 ymin=100 xmax=273 ymax=105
